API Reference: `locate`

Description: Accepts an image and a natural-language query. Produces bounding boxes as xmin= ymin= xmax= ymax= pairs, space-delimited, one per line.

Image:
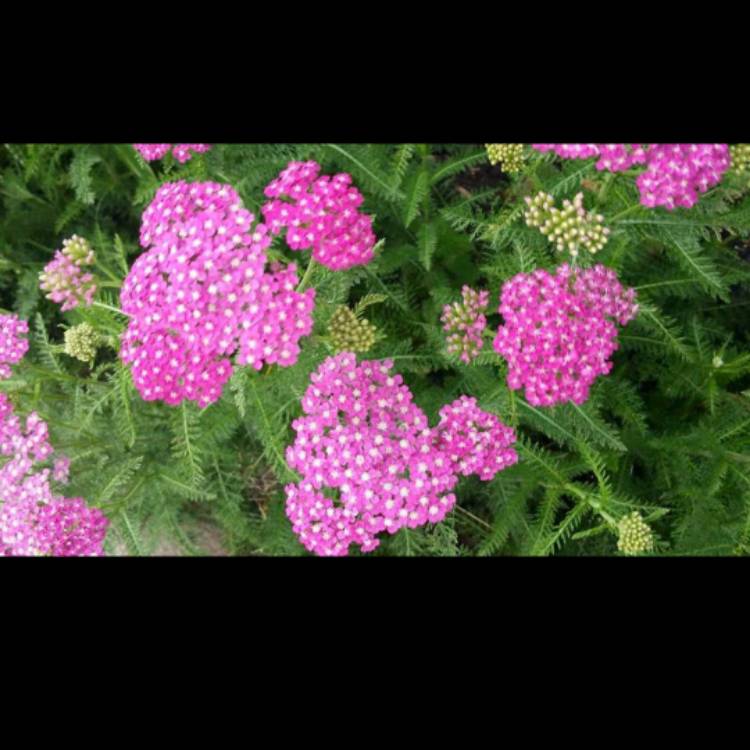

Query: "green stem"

xmin=93 ymin=301 xmax=128 ymax=317
xmin=296 ymin=257 xmax=317 ymax=293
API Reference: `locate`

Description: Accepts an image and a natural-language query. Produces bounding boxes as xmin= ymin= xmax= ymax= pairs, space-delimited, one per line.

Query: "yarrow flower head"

xmin=533 ymin=144 xmax=648 ymax=173
xmin=532 ymin=144 xmax=730 ymax=210
xmin=0 ymin=314 xmax=29 ymax=380
xmin=64 ymin=322 xmax=101 ymax=363
xmin=617 ymin=511 xmax=654 ymax=555
xmin=284 ymin=353 xmax=458 ymax=556
xmin=133 ymin=144 xmax=211 ymax=163
xmin=0 ymin=347 xmax=108 ymax=556
xmin=441 ymin=286 xmax=489 ymax=363
xmin=328 ymin=306 xmax=378 ymax=354
xmin=39 ymin=235 xmax=97 ymax=312
xmin=434 ymin=396 xmax=518 ymax=481
xmin=493 ymin=264 xmax=638 ymax=407
xmin=262 ymin=160 xmax=378 ymax=271
xmin=121 ymin=181 xmax=315 ymax=407
xmin=486 ymin=144 xmax=526 ymax=174
xmin=524 ymin=192 xmax=610 ymax=257
xmin=635 ymin=144 xmax=730 ymax=210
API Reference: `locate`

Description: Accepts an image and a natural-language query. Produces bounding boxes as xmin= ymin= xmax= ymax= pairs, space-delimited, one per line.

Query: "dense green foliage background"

xmin=2 ymin=143 xmax=750 ymax=556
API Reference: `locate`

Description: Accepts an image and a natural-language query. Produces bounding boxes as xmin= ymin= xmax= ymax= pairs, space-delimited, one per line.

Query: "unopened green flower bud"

xmin=486 ymin=144 xmax=526 ymax=174
xmin=62 ymin=235 xmax=95 ymax=266
xmin=524 ymin=191 xmax=610 ymax=258
xmin=617 ymin=511 xmax=654 ymax=556
xmin=730 ymin=144 xmax=750 ymax=174
xmin=64 ymin=322 xmax=101 ymax=363
xmin=328 ymin=306 xmax=378 ymax=354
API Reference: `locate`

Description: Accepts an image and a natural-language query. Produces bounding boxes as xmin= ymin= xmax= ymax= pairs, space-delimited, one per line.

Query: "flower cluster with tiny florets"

xmin=133 ymin=144 xmax=211 ymax=163
xmin=120 ymin=181 xmax=316 ymax=407
xmin=492 ymin=264 xmax=638 ymax=406
xmin=441 ymin=286 xmax=489 ymax=364
xmin=262 ymin=160 xmax=377 ymax=271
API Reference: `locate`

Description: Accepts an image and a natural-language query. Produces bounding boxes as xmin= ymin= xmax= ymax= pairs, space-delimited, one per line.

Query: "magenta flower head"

xmin=532 ymin=144 xmax=730 ymax=210
xmin=635 ymin=144 xmax=730 ymax=210
xmin=434 ymin=396 xmax=518 ymax=481
xmin=121 ymin=181 xmax=316 ymax=408
xmin=441 ymin=286 xmax=490 ymax=363
xmin=0 ymin=388 xmax=108 ymax=556
xmin=133 ymin=144 xmax=211 ymax=163
xmin=493 ymin=264 xmax=638 ymax=407
xmin=284 ymin=353 xmax=459 ymax=556
xmin=262 ymin=160 xmax=378 ymax=271
xmin=0 ymin=314 xmax=29 ymax=380
xmin=39 ymin=235 xmax=97 ymax=312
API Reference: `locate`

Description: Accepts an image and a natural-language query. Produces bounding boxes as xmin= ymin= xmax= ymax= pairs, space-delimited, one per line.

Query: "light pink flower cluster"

xmin=441 ymin=286 xmax=489 ymax=363
xmin=262 ymin=160 xmax=377 ymax=271
xmin=133 ymin=144 xmax=212 ymax=163
xmin=0 ymin=314 xmax=29 ymax=379
xmin=121 ymin=181 xmax=315 ymax=407
xmin=493 ymin=264 xmax=638 ymax=407
xmin=0 ymin=316 xmax=108 ymax=556
xmin=532 ymin=144 xmax=731 ymax=210
xmin=39 ymin=235 xmax=96 ymax=312
xmin=434 ymin=396 xmax=518 ymax=481
xmin=285 ymin=353 xmax=459 ymax=556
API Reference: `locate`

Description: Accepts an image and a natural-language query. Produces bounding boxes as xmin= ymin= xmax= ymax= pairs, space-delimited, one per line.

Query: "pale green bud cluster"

xmin=524 ymin=191 xmax=610 ymax=258
xmin=617 ymin=512 xmax=654 ymax=556
xmin=62 ymin=235 xmax=95 ymax=266
xmin=328 ymin=306 xmax=378 ymax=354
xmin=730 ymin=144 xmax=750 ymax=174
xmin=485 ymin=144 xmax=525 ymax=174
xmin=64 ymin=322 xmax=101 ymax=363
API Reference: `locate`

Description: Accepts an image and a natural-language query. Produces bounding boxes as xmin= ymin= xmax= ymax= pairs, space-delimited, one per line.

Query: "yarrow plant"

xmin=5 ymin=142 xmax=750 ymax=559
xmin=493 ymin=264 xmax=638 ymax=406
xmin=524 ymin=191 xmax=610 ymax=257
xmin=39 ymin=235 xmax=97 ymax=312
xmin=120 ymin=180 xmax=316 ymax=407
xmin=262 ymin=160 xmax=378 ymax=271
xmin=133 ymin=144 xmax=212 ymax=163
xmin=532 ymin=144 xmax=731 ymax=210
xmin=441 ymin=286 xmax=489 ymax=363
xmin=0 ymin=315 xmax=108 ymax=556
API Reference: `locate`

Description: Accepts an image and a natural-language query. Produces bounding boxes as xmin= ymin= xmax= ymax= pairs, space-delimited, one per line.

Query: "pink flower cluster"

xmin=0 ymin=314 xmax=29 ymax=379
xmin=262 ymin=160 xmax=377 ymax=271
xmin=532 ymin=144 xmax=731 ymax=210
xmin=493 ymin=264 xmax=638 ymax=407
xmin=0 ymin=315 xmax=108 ymax=556
xmin=39 ymin=235 xmax=96 ymax=312
xmin=285 ymin=353 xmax=459 ymax=556
xmin=441 ymin=286 xmax=489 ymax=363
xmin=133 ymin=144 xmax=212 ymax=163
xmin=285 ymin=354 xmax=519 ymax=556
xmin=635 ymin=144 xmax=731 ymax=210
xmin=434 ymin=396 xmax=518 ymax=481
xmin=533 ymin=144 xmax=648 ymax=173
xmin=121 ymin=181 xmax=315 ymax=407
